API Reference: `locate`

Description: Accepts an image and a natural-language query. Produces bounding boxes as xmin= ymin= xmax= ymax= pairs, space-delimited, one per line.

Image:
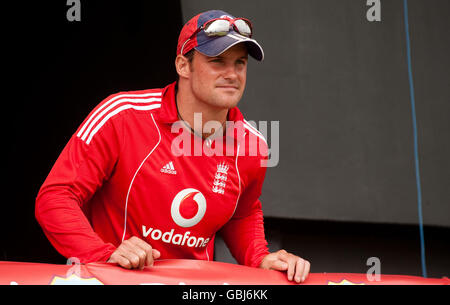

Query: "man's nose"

xmin=222 ymin=63 xmax=238 ymax=80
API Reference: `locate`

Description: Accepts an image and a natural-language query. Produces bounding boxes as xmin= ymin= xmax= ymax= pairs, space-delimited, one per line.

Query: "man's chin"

xmin=216 ymin=98 xmax=240 ymax=110
xmin=209 ymin=94 xmax=241 ymax=109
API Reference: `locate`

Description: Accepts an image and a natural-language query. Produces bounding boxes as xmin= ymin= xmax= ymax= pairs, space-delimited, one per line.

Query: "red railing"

xmin=1 ymin=259 xmax=448 ymax=285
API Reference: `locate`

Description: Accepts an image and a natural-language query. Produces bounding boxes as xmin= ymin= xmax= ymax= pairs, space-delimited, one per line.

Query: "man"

xmin=36 ymin=10 xmax=310 ymax=283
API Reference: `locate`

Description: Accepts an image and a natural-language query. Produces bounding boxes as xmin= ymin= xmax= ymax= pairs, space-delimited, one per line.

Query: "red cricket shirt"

xmin=35 ymin=82 xmax=270 ymax=268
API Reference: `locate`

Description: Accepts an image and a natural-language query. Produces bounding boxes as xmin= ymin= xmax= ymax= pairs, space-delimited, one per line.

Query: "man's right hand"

xmin=107 ymin=236 xmax=160 ymax=270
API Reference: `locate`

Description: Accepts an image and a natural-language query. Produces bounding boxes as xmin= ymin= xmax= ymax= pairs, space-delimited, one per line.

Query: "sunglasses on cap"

xmin=180 ymin=17 xmax=253 ymax=55
xmin=198 ymin=17 xmax=253 ymax=37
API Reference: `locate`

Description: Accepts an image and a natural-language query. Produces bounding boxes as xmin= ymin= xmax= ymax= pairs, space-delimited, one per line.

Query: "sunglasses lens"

xmin=204 ymin=19 xmax=230 ymax=36
xmin=234 ymin=19 xmax=252 ymax=37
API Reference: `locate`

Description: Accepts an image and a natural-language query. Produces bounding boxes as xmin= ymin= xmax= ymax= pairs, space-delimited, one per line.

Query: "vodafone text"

xmin=142 ymin=225 xmax=210 ymax=248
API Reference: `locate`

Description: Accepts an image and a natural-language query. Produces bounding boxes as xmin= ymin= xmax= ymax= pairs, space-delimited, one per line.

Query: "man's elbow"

xmin=34 ymin=187 xmax=61 ymax=227
xmin=35 ymin=189 xmax=48 ymax=227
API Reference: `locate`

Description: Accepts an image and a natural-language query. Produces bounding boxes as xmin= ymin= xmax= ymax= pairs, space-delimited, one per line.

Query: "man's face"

xmin=188 ymin=43 xmax=248 ymax=110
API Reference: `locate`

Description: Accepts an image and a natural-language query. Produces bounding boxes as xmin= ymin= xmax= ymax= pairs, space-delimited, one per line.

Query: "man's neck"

xmin=176 ymin=86 xmax=228 ymax=139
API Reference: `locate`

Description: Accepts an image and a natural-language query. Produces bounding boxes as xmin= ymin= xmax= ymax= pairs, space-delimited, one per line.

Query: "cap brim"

xmin=195 ymin=33 xmax=264 ymax=61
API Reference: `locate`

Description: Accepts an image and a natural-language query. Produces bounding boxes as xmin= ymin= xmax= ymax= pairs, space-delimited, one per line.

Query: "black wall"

xmin=4 ymin=0 xmax=183 ymax=263
xmin=182 ymin=0 xmax=450 ymax=227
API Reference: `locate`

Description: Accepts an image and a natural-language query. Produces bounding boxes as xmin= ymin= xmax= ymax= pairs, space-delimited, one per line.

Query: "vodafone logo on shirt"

xmin=171 ymin=188 xmax=206 ymax=228
xmin=141 ymin=189 xmax=210 ymax=249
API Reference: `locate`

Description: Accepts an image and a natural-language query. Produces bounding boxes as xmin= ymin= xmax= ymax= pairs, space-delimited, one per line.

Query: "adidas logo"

xmin=160 ymin=161 xmax=177 ymax=175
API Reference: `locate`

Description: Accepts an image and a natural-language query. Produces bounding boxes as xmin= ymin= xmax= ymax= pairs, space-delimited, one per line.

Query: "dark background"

xmin=3 ymin=0 xmax=449 ymax=278
xmin=182 ymin=0 xmax=450 ymax=227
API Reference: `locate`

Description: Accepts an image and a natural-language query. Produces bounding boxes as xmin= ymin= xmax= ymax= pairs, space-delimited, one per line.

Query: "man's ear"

xmin=175 ymin=54 xmax=191 ymax=79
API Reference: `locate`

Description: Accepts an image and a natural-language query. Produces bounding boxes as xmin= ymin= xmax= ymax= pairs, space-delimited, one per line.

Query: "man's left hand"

xmin=259 ymin=249 xmax=310 ymax=283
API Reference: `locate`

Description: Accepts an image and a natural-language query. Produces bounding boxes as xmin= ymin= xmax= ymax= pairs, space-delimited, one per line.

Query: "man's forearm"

xmin=35 ymin=188 xmax=116 ymax=263
xmin=219 ymin=208 xmax=269 ymax=268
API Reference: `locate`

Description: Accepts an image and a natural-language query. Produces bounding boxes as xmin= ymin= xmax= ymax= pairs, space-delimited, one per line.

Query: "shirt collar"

xmin=155 ymin=82 xmax=179 ymax=124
